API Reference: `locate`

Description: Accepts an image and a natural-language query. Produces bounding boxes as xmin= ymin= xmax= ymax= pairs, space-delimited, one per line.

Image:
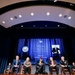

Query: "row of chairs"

xmin=4 ymin=65 xmax=75 ymax=74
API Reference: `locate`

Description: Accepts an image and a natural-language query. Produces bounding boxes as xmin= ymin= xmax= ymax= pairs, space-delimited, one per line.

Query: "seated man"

xmin=48 ymin=57 xmax=59 ymax=75
xmin=12 ymin=55 xmax=21 ymax=74
xmin=35 ymin=57 xmax=46 ymax=74
xmin=60 ymin=56 xmax=72 ymax=75
xmin=4 ymin=63 xmax=12 ymax=74
xmin=72 ymin=62 xmax=75 ymax=69
xmin=72 ymin=62 xmax=75 ymax=74
xmin=24 ymin=57 xmax=31 ymax=74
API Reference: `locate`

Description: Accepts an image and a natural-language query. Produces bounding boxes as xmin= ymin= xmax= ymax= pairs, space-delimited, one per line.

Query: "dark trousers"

xmin=36 ymin=65 xmax=45 ymax=74
xmin=61 ymin=66 xmax=72 ymax=74
xmin=24 ymin=66 xmax=31 ymax=74
xmin=49 ymin=66 xmax=59 ymax=74
xmin=12 ymin=67 xmax=20 ymax=74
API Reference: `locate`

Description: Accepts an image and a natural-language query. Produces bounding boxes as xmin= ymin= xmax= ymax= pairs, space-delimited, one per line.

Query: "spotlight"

xmin=31 ymin=12 xmax=34 ymax=16
xmin=70 ymin=4 xmax=73 ymax=6
xmin=19 ymin=15 xmax=22 ymax=18
xmin=45 ymin=25 xmax=47 ymax=27
xmin=47 ymin=12 xmax=50 ymax=16
xmin=59 ymin=14 xmax=62 ymax=17
xmin=54 ymin=0 xmax=57 ymax=2
xmin=33 ymin=25 xmax=35 ymax=27
xmin=68 ymin=16 xmax=71 ymax=20
xmin=57 ymin=25 xmax=60 ymax=27
xmin=10 ymin=17 xmax=13 ymax=20
xmin=2 ymin=21 xmax=5 ymax=24
xmin=21 ymin=25 xmax=23 ymax=27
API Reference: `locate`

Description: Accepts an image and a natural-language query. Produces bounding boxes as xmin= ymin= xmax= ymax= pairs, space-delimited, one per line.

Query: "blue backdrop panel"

xmin=18 ymin=38 xmax=65 ymax=64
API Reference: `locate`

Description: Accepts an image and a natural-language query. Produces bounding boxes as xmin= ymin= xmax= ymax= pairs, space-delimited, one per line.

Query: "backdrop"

xmin=17 ymin=38 xmax=65 ymax=64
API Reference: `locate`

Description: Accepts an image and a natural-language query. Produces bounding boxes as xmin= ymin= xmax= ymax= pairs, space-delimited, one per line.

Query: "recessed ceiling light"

xmin=21 ymin=25 xmax=23 ymax=27
xmin=47 ymin=12 xmax=50 ymax=16
xmin=54 ymin=0 xmax=57 ymax=2
xmin=10 ymin=17 xmax=13 ymax=20
xmin=57 ymin=25 xmax=60 ymax=27
xmin=31 ymin=12 xmax=34 ymax=16
xmin=19 ymin=15 xmax=22 ymax=18
xmin=68 ymin=16 xmax=71 ymax=20
xmin=70 ymin=4 xmax=73 ymax=6
xmin=33 ymin=25 xmax=35 ymax=27
xmin=45 ymin=25 xmax=47 ymax=27
xmin=59 ymin=14 xmax=62 ymax=17
xmin=2 ymin=21 xmax=5 ymax=24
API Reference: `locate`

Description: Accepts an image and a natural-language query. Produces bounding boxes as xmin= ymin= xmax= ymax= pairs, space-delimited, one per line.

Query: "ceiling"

xmin=0 ymin=0 xmax=75 ymax=28
xmin=0 ymin=0 xmax=75 ymax=8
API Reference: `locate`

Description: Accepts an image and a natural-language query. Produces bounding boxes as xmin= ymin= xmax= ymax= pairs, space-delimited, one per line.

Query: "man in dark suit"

xmin=60 ymin=56 xmax=72 ymax=75
xmin=48 ymin=57 xmax=59 ymax=75
xmin=12 ymin=55 xmax=21 ymax=74
xmin=35 ymin=57 xmax=46 ymax=74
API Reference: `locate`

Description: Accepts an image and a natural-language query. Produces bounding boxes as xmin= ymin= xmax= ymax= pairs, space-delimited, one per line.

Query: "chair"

xmin=72 ymin=69 xmax=75 ymax=74
xmin=51 ymin=68 xmax=58 ymax=74
xmin=4 ymin=69 xmax=12 ymax=74
xmin=60 ymin=67 xmax=70 ymax=75
xmin=13 ymin=67 xmax=20 ymax=74
xmin=20 ymin=65 xmax=32 ymax=74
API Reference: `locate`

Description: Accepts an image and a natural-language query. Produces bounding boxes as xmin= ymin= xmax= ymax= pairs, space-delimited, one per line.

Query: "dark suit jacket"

xmin=36 ymin=60 xmax=45 ymax=71
xmin=12 ymin=59 xmax=21 ymax=67
xmin=60 ymin=60 xmax=68 ymax=66
xmin=48 ymin=60 xmax=57 ymax=66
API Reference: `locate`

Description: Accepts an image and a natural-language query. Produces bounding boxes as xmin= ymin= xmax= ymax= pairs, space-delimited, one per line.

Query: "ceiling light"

xmin=21 ymin=25 xmax=23 ymax=27
xmin=31 ymin=12 xmax=34 ymax=16
xmin=2 ymin=21 xmax=5 ymax=24
xmin=59 ymin=14 xmax=62 ymax=17
xmin=57 ymin=25 xmax=60 ymax=27
xmin=19 ymin=15 xmax=22 ymax=18
xmin=47 ymin=12 xmax=50 ymax=16
xmin=10 ymin=17 xmax=13 ymax=20
xmin=45 ymin=25 xmax=47 ymax=27
xmin=68 ymin=16 xmax=71 ymax=20
xmin=54 ymin=0 xmax=57 ymax=2
xmin=33 ymin=25 xmax=35 ymax=27
xmin=70 ymin=4 xmax=73 ymax=6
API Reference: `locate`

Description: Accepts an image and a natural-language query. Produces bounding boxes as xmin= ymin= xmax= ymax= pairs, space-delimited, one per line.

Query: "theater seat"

xmin=4 ymin=69 xmax=12 ymax=74
xmin=20 ymin=65 xmax=32 ymax=74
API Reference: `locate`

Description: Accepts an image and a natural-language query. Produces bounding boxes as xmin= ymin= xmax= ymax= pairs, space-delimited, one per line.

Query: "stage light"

xmin=54 ymin=0 xmax=57 ymax=2
xmin=33 ymin=25 xmax=35 ymax=27
xmin=19 ymin=15 xmax=22 ymax=18
xmin=68 ymin=16 xmax=71 ymax=20
xmin=47 ymin=12 xmax=50 ymax=16
xmin=31 ymin=12 xmax=34 ymax=16
xmin=57 ymin=25 xmax=60 ymax=27
xmin=2 ymin=21 xmax=5 ymax=24
xmin=70 ymin=4 xmax=73 ymax=6
xmin=59 ymin=14 xmax=62 ymax=17
xmin=45 ymin=25 xmax=47 ymax=27
xmin=21 ymin=25 xmax=23 ymax=27
xmin=10 ymin=17 xmax=13 ymax=20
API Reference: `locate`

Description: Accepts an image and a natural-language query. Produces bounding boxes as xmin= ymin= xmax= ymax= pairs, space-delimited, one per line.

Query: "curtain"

xmin=17 ymin=38 xmax=64 ymax=64
xmin=17 ymin=39 xmax=25 ymax=59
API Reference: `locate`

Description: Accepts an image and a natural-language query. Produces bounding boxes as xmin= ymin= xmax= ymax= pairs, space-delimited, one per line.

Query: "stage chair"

xmin=52 ymin=68 xmax=58 ymax=74
xmin=60 ymin=67 xmax=70 ymax=75
xmin=72 ymin=68 xmax=75 ymax=74
xmin=20 ymin=64 xmax=32 ymax=74
xmin=4 ymin=69 xmax=12 ymax=74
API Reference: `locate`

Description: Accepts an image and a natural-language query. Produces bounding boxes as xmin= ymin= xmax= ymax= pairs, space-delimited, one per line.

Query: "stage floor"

xmin=31 ymin=65 xmax=61 ymax=74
